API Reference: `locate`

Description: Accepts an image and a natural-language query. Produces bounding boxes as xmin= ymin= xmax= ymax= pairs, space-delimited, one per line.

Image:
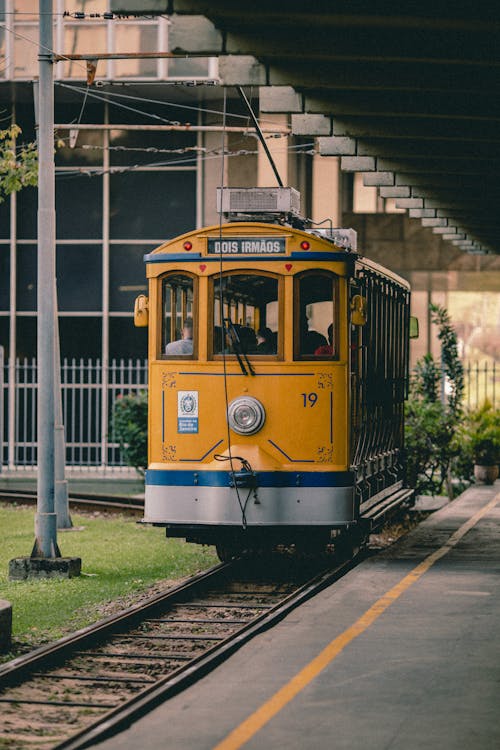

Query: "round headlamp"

xmin=227 ymin=396 xmax=266 ymax=436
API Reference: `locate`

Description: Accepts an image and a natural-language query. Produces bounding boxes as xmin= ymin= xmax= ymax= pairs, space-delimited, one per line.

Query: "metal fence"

xmin=0 ymin=356 xmax=497 ymax=470
xmin=463 ymin=360 xmax=498 ymax=410
xmin=1 ymin=357 xmax=148 ymax=470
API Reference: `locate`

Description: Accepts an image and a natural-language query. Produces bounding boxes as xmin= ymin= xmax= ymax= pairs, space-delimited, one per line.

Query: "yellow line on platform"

xmin=213 ymin=492 xmax=500 ymax=750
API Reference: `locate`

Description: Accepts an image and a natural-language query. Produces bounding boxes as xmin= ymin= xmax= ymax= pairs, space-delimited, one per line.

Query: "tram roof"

xmin=144 ymin=222 xmax=411 ymax=289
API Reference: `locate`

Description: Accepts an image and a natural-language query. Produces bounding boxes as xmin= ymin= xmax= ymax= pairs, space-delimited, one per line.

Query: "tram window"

xmin=212 ymin=273 xmax=279 ymax=357
xmin=295 ymin=272 xmax=338 ymax=359
xmin=161 ymin=274 xmax=195 ymax=358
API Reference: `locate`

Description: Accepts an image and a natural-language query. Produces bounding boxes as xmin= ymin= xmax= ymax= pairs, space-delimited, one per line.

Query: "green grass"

xmin=0 ymin=503 xmax=217 ymax=653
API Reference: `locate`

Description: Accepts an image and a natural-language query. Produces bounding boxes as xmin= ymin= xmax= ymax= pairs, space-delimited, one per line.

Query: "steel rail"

xmin=0 ymin=555 xmax=356 ymax=750
xmin=0 ymin=562 xmax=229 ymax=685
xmin=58 ymin=558 xmax=355 ymax=750
xmin=0 ymin=488 xmax=144 ymax=514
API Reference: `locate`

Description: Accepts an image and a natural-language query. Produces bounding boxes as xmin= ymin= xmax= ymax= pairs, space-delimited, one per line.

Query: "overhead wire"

xmin=1 ymin=14 xmax=290 ymax=157
xmin=73 ymin=84 xmax=91 ymax=128
xmin=51 ymin=93 xmax=312 ymax=180
xmin=216 ymin=87 xmax=252 ymax=531
xmin=2 ymin=12 xmax=286 ymax=130
xmin=55 ymin=81 xmax=197 ymax=127
xmin=54 ymin=142 xmax=317 ymax=181
xmin=2 ymin=17 xmax=310 ymax=214
xmin=55 ymin=81 xmax=292 ymax=129
xmin=77 ymin=138 xmax=312 ymax=155
xmin=0 ymin=9 xmax=113 ymax=16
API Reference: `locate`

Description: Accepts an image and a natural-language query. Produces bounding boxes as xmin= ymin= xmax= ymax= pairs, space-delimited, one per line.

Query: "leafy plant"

xmin=430 ymin=303 xmax=464 ymax=417
xmin=111 ymin=391 xmax=148 ymax=475
xmin=405 ymin=304 xmax=465 ymax=498
xmin=465 ymin=401 xmax=500 ymax=465
xmin=0 ymin=124 xmax=38 ymax=201
xmin=412 ymin=353 xmax=441 ymax=402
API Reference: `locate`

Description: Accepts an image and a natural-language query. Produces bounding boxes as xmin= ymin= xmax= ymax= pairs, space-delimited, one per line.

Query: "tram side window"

xmin=212 ymin=273 xmax=279 ymax=356
xmin=162 ymin=274 xmax=195 ymax=357
xmin=295 ymin=272 xmax=337 ymax=359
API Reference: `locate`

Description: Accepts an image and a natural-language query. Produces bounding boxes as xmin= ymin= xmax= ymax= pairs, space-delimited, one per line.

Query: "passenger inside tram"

xmin=299 ymin=313 xmax=328 ymax=355
xmin=165 ymin=318 xmax=193 ymax=355
xmin=296 ymin=271 xmax=336 ymax=358
xmin=314 ymin=323 xmax=334 ymax=356
xmin=213 ymin=273 xmax=278 ymax=357
xmin=255 ymin=327 xmax=275 ymax=354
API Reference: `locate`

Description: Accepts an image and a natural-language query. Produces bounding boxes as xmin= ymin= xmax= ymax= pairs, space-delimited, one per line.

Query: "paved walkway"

xmin=97 ymin=482 xmax=500 ymax=750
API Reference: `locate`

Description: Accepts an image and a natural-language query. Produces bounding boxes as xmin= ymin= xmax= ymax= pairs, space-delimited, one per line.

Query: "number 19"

xmin=301 ymin=392 xmax=318 ymax=407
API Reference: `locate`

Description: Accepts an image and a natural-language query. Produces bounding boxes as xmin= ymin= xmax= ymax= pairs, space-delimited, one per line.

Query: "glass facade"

xmin=0 ymin=5 xmax=210 ymax=364
xmin=0 ymin=98 xmax=198 ymax=361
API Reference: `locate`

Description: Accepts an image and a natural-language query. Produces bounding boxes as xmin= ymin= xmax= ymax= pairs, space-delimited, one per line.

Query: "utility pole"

xmin=32 ymin=0 xmax=59 ymax=558
xmin=9 ymin=0 xmax=80 ymax=579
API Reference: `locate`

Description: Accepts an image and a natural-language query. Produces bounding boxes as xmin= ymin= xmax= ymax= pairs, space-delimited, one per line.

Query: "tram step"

xmin=361 ymin=488 xmax=414 ymax=523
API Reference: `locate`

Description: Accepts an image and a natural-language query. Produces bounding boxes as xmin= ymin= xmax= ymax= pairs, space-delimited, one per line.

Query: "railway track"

xmin=0 ymin=489 xmax=144 ymax=515
xmin=0 ymin=553 xmax=355 ymax=750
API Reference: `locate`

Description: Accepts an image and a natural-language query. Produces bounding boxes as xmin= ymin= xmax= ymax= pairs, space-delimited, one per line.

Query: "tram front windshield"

xmin=213 ymin=273 xmax=279 ymax=356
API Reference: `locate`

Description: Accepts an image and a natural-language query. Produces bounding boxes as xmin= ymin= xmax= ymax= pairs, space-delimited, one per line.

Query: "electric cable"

xmin=55 ymin=81 xmax=292 ymax=130
xmin=216 ymin=87 xmax=250 ymax=531
xmin=54 ymin=142 xmax=316 ymax=180
xmin=55 ymin=81 xmax=190 ymax=127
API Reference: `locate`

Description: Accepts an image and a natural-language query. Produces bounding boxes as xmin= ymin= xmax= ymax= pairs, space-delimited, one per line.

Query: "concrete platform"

xmin=96 ymin=482 xmax=500 ymax=750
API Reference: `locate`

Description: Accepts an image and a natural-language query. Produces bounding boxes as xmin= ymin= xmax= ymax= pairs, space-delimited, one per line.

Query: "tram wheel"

xmin=334 ymin=527 xmax=368 ymax=560
xmin=216 ymin=543 xmax=242 ymax=562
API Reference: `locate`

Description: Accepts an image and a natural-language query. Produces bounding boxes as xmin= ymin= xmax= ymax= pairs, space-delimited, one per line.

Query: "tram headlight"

xmin=227 ymin=397 xmax=266 ymax=435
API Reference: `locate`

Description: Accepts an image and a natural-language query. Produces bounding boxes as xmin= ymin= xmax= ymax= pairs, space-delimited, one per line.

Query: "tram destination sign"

xmin=207 ymin=237 xmax=286 ymax=255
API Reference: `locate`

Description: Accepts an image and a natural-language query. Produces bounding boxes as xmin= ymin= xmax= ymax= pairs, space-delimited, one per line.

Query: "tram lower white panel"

xmin=144 ymin=484 xmax=356 ymax=526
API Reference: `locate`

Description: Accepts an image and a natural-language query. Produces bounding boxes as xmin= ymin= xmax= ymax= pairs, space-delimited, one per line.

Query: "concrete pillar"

xmin=353 ymin=173 xmax=378 ymax=213
xmin=257 ymin=113 xmax=288 ymax=186
xmin=203 ymin=126 xmax=226 ymax=226
xmin=312 ymin=155 xmax=341 ymax=227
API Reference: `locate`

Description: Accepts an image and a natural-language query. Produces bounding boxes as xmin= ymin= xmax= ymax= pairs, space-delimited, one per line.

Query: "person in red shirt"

xmin=314 ymin=323 xmax=334 ymax=356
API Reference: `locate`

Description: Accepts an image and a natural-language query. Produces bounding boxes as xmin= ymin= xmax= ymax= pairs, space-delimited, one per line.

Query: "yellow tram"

xmin=135 ymin=188 xmax=414 ymax=558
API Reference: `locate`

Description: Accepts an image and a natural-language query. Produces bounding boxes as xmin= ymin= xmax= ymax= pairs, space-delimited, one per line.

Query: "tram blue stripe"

xmin=144 ymin=252 xmax=350 ymax=263
xmin=178 ymin=372 xmax=316 ymax=377
xmin=146 ymin=469 xmax=354 ymax=488
xmin=144 ymin=253 xmax=203 ymax=262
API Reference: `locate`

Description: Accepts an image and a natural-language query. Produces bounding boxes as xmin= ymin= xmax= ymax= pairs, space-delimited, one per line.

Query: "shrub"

xmin=405 ymin=304 xmax=465 ymax=498
xmin=465 ymin=401 xmax=500 ymax=466
xmin=405 ymin=398 xmax=457 ymax=495
xmin=111 ymin=391 xmax=148 ymax=475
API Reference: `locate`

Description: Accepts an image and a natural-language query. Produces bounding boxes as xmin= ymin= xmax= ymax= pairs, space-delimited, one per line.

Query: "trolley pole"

xmin=32 ymin=0 xmax=60 ymax=558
